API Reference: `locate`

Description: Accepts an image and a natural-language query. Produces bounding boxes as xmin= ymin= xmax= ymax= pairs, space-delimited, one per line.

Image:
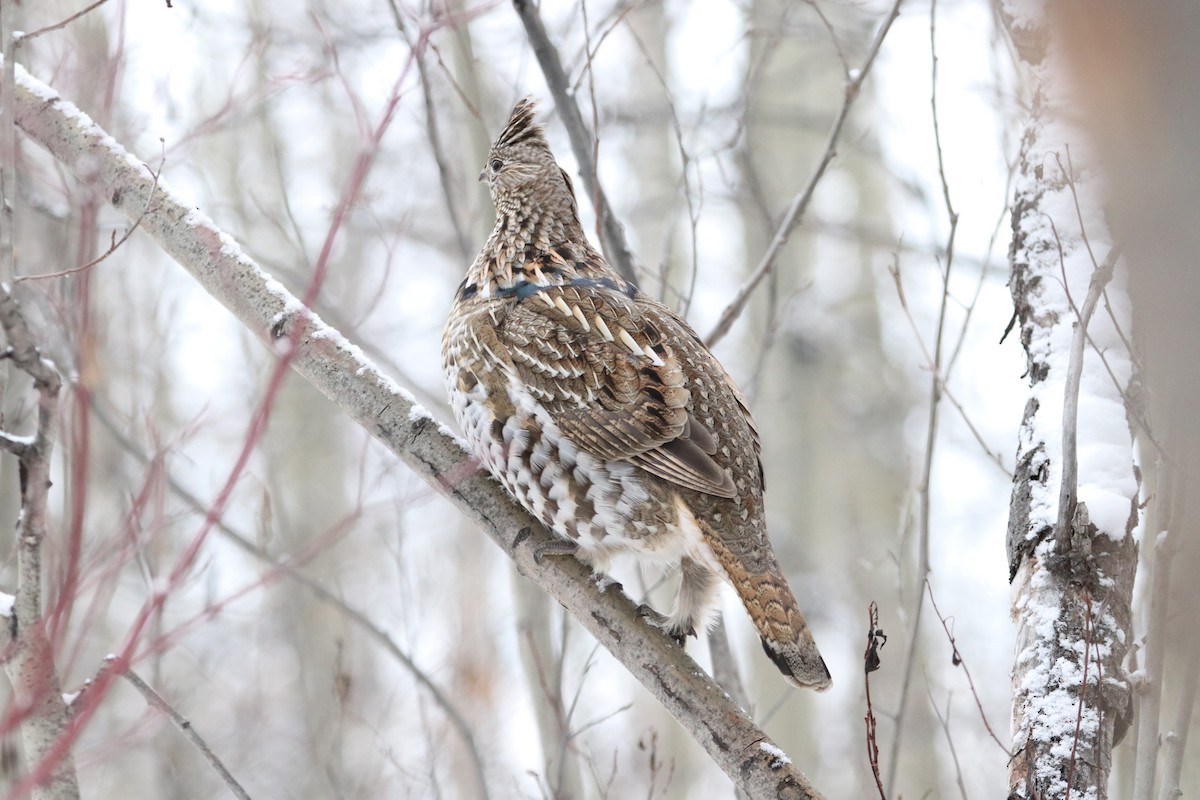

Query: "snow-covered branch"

xmin=8 ymin=58 xmax=825 ymax=800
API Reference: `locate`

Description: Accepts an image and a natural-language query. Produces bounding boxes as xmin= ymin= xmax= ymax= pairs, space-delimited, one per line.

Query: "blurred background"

xmin=4 ymin=0 xmax=1184 ymax=797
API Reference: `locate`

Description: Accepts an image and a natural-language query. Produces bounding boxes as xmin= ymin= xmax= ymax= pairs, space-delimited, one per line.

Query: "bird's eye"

xmin=490 ymin=158 xmax=503 ymax=172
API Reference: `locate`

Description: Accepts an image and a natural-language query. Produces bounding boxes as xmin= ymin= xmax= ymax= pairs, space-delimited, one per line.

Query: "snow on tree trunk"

xmin=1004 ymin=7 xmax=1140 ymax=798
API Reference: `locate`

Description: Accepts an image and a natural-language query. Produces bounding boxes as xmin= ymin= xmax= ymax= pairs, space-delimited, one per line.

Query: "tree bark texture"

xmin=1003 ymin=10 xmax=1140 ymax=795
xmin=7 ymin=58 xmax=827 ymax=800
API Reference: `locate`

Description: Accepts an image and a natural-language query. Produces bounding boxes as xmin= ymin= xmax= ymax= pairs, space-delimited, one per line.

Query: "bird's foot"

xmin=637 ymin=604 xmax=692 ymax=647
xmin=531 ymin=537 xmax=579 ymax=565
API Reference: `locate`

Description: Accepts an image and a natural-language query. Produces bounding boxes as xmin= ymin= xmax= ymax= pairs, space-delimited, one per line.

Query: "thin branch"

xmin=12 ymin=0 xmax=112 ymax=45
xmin=387 ymin=3 xmax=472 ymax=261
xmin=925 ymin=686 xmax=969 ymax=800
xmin=1054 ymin=248 xmax=1117 ymax=553
xmin=10 ymin=57 xmax=826 ymax=800
xmin=120 ymin=668 xmax=252 ymax=800
xmin=0 ymin=17 xmax=80 ymax=796
xmin=16 ymin=146 xmax=163 ymax=284
xmin=887 ymin=1 xmax=961 ymax=780
xmin=888 ymin=260 xmax=1011 ymax=477
xmin=87 ymin=399 xmax=491 ymax=800
xmin=511 ymin=0 xmax=638 ymax=285
xmin=620 ymin=25 xmax=702 ymax=316
xmin=705 ymin=0 xmax=903 ymax=348
xmin=925 ymin=580 xmax=1011 ymax=755
xmin=863 ymin=602 xmax=886 ymax=800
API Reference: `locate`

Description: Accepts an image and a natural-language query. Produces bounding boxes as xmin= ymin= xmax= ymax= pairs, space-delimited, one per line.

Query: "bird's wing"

xmin=496 ymin=278 xmax=736 ymax=498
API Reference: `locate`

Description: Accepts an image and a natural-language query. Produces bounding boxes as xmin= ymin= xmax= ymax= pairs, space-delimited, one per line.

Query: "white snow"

xmin=0 ymin=592 xmax=13 ymax=618
xmin=1009 ymin=94 xmax=1138 ymax=543
xmin=759 ymin=741 xmax=791 ymax=768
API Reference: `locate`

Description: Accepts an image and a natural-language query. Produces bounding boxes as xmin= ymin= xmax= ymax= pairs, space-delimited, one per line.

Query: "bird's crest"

xmin=495 ymin=98 xmax=545 ymax=149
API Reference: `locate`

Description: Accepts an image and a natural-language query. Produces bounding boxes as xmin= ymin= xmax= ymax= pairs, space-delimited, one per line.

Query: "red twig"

xmin=864 ymin=601 xmax=887 ymax=799
xmin=1064 ymin=595 xmax=1094 ymax=800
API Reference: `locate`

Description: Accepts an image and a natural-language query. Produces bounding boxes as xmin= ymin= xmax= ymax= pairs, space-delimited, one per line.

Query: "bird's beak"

xmin=478 ymin=168 xmax=487 ymax=183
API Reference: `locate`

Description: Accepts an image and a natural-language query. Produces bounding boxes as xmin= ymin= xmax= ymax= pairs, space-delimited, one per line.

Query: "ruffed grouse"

xmin=442 ymin=99 xmax=830 ymax=690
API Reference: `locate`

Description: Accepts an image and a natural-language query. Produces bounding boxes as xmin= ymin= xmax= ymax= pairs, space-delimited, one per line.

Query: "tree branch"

xmin=120 ymin=668 xmax=251 ymax=800
xmin=9 ymin=58 xmax=826 ymax=800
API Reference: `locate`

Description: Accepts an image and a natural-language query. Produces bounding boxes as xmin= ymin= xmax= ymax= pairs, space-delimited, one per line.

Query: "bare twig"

xmin=87 ymin=399 xmax=491 ymax=800
xmin=619 ymin=26 xmax=701 ymax=315
xmin=387 ymin=2 xmax=472 ymax=261
xmin=511 ymin=0 xmax=638 ymax=285
xmin=925 ymin=686 xmax=969 ymax=800
xmin=886 ymin=1 xmax=960 ymax=783
xmin=925 ymin=581 xmax=1010 ymax=755
xmin=705 ymin=0 xmax=903 ymax=347
xmin=120 ymin=668 xmax=251 ymax=800
xmin=888 ymin=260 xmax=1011 ymax=476
xmin=16 ymin=148 xmax=164 ymax=284
xmin=12 ymin=0 xmax=112 ymax=45
xmin=11 ymin=57 xmax=826 ymax=800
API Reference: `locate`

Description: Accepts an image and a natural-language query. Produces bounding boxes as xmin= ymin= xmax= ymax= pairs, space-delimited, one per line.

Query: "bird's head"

xmin=481 ymin=98 xmax=579 ymax=218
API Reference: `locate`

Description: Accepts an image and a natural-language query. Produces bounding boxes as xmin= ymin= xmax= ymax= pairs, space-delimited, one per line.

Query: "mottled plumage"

xmin=442 ymin=99 xmax=830 ymax=690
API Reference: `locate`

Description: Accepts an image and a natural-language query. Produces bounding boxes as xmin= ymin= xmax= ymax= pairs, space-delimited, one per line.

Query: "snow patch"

xmin=759 ymin=741 xmax=791 ymax=768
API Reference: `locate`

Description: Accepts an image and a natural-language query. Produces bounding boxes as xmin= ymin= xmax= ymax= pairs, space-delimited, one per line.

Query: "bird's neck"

xmin=467 ymin=200 xmax=598 ymax=295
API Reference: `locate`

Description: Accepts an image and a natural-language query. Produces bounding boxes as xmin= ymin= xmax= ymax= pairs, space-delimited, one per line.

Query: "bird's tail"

xmin=709 ymin=539 xmax=831 ymax=691
xmin=757 ymin=606 xmax=831 ymax=691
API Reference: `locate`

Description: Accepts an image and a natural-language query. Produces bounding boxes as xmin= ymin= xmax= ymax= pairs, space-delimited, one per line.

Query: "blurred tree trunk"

xmin=1002 ymin=5 xmax=1139 ymax=797
xmin=1045 ymin=1 xmax=1200 ymax=795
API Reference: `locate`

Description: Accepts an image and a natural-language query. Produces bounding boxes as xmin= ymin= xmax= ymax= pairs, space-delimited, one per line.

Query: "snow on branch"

xmin=7 ymin=58 xmax=826 ymax=800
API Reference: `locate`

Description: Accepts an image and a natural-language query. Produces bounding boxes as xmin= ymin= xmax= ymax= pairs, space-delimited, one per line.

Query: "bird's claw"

xmin=532 ymin=537 xmax=579 ymax=565
xmin=636 ymin=604 xmax=691 ymax=647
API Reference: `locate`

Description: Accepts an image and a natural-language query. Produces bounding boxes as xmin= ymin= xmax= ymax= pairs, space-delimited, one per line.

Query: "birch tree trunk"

xmin=1003 ymin=5 xmax=1140 ymax=796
